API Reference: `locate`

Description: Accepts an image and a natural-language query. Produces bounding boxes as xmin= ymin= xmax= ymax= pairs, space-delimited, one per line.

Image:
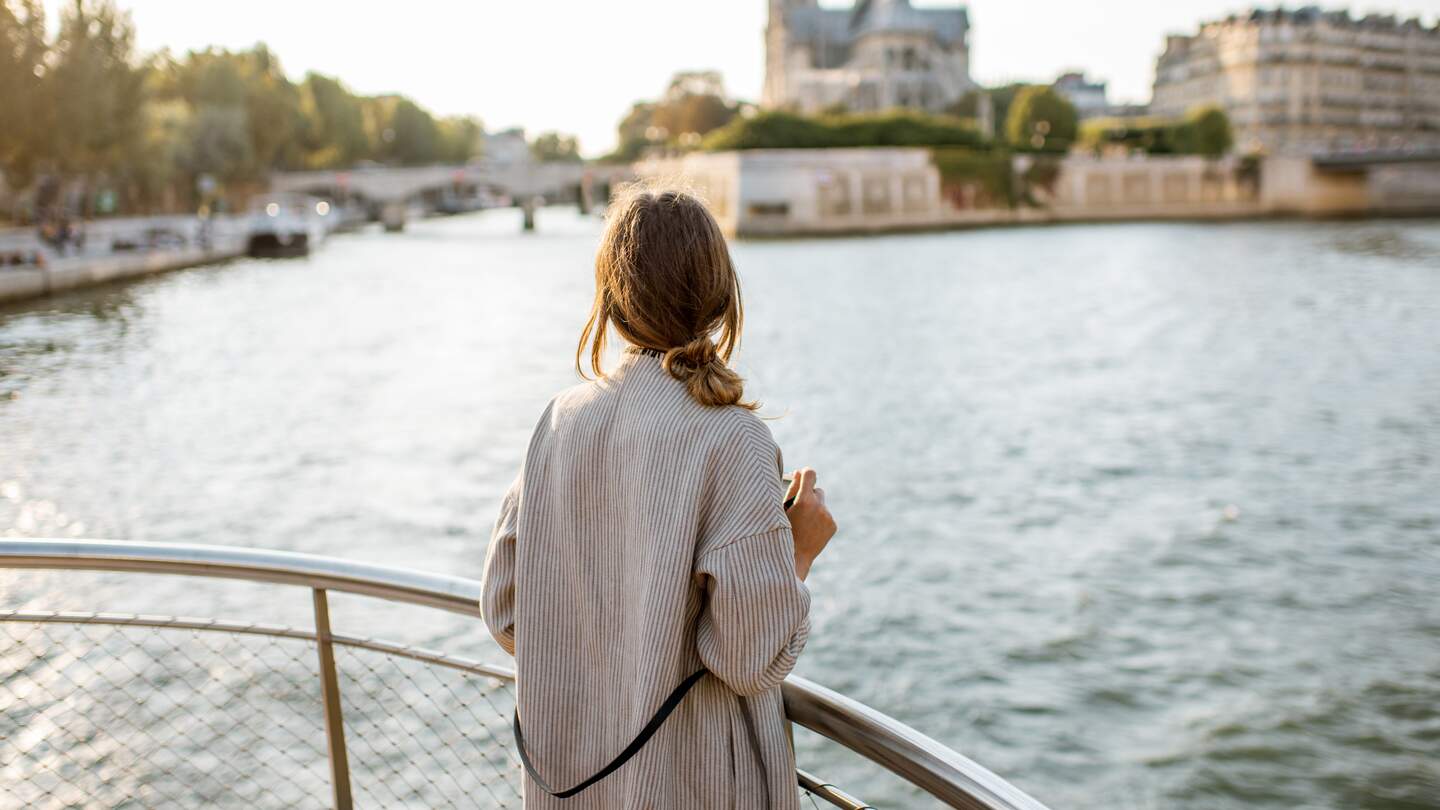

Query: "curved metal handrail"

xmin=1 ymin=538 xmax=1051 ymax=810
xmin=0 ymin=538 xmax=483 ymax=615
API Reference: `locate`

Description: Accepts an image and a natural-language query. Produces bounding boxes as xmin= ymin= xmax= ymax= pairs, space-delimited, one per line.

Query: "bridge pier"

xmin=380 ymin=202 xmax=407 ymax=233
xmin=522 ymin=198 xmax=537 ymax=232
xmin=578 ymin=176 xmax=594 ymax=216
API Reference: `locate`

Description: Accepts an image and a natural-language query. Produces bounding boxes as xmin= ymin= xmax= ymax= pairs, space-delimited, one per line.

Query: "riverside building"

xmin=762 ymin=0 xmax=974 ymax=114
xmin=1053 ymin=72 xmax=1111 ymax=119
xmin=1151 ymin=7 xmax=1440 ymax=155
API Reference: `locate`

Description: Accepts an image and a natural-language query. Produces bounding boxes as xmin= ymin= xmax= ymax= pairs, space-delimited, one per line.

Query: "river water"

xmin=2 ymin=209 xmax=1438 ymax=808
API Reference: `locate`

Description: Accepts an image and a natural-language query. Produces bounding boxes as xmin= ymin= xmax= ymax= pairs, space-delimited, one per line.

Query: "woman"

xmin=482 ymin=188 xmax=837 ymax=809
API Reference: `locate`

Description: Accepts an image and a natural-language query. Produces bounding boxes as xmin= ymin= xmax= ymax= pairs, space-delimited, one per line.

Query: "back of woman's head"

xmin=577 ymin=187 xmax=755 ymax=410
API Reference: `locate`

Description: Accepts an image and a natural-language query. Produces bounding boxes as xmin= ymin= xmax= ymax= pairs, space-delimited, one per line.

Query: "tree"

xmin=437 ymin=116 xmax=481 ymax=164
xmin=384 ymin=98 xmax=440 ymax=165
xmin=605 ymin=101 xmax=659 ymax=162
xmin=441 ymin=116 xmax=480 ymax=164
xmin=162 ymin=46 xmax=304 ymax=175
xmin=651 ymin=71 xmax=737 ymax=140
xmin=1004 ymin=86 xmax=1077 ymax=153
xmin=181 ymin=104 xmax=254 ymax=185
xmin=606 ymin=71 xmax=740 ymax=161
xmin=1079 ymin=109 xmax=1234 ymax=158
xmin=1176 ymin=106 xmax=1233 ymax=157
xmin=238 ymin=45 xmax=302 ymax=171
xmin=652 ymin=93 xmax=736 ymax=144
xmin=0 ymin=0 xmax=48 ymax=187
xmin=951 ymin=82 xmax=1028 ymax=137
xmin=3 ymin=6 xmax=480 ymax=216
xmin=664 ymin=70 xmax=725 ymax=101
xmin=124 ymin=97 xmax=192 ymax=211
xmin=165 ymin=47 xmax=248 ymax=109
xmin=46 ymin=0 xmax=148 ymax=183
xmin=299 ymin=72 xmax=368 ymax=169
xmin=530 ymin=131 xmax=581 ymax=163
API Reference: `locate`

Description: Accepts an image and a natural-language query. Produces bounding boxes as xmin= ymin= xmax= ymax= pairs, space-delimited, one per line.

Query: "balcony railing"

xmin=1 ymin=539 xmax=1053 ymax=809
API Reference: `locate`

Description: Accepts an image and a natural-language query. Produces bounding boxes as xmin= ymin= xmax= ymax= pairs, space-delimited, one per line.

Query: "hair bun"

xmin=662 ymin=336 xmax=719 ymax=377
xmin=580 ymin=187 xmax=755 ymax=409
xmin=660 ymin=334 xmax=748 ymax=407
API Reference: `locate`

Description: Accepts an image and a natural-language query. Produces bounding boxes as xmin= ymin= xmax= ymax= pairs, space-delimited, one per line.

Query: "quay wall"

xmin=0 ymin=216 xmax=247 ymax=306
xmin=636 ymin=150 xmax=1440 ymax=238
xmin=0 ymin=245 xmax=244 ymax=304
xmin=0 ymin=244 xmax=243 ymax=307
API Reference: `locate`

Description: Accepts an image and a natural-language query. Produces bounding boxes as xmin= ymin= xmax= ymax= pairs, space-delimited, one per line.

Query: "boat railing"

xmin=0 ymin=539 xmax=1052 ymax=809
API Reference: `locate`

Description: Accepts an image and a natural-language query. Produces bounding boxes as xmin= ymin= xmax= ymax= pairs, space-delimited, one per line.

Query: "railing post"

xmin=312 ymin=588 xmax=354 ymax=810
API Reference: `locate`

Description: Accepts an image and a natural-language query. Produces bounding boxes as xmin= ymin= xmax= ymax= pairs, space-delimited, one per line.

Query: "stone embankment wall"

xmin=0 ymin=247 xmax=244 ymax=306
xmin=0 ymin=217 xmax=246 ymax=306
xmin=636 ymin=150 xmax=1440 ymax=237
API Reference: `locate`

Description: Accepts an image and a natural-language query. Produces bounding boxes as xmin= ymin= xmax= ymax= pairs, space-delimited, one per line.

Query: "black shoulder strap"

xmin=513 ymin=669 xmax=708 ymax=799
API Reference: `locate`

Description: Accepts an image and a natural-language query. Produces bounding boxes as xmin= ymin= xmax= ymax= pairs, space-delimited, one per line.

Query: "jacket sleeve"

xmin=481 ymin=473 xmax=522 ymax=655
xmin=695 ymin=527 xmax=812 ymax=696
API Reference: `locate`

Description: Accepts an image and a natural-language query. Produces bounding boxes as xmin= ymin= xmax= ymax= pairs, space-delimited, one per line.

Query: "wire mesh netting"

xmin=1 ymin=616 xmax=859 ymax=808
xmin=334 ymin=644 xmax=522 ymax=808
xmin=0 ymin=618 xmax=330 ymax=809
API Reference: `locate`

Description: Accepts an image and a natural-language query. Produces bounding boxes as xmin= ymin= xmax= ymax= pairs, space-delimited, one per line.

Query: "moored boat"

xmin=246 ymin=193 xmax=332 ymax=258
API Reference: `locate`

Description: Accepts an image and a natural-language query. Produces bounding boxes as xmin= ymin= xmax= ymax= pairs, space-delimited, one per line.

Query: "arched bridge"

xmin=269 ymin=163 xmax=636 ymax=231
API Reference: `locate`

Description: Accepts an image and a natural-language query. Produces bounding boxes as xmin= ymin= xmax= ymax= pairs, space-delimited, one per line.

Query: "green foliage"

xmin=235 ymin=46 xmax=303 ymax=171
xmin=181 ymin=104 xmax=254 ymax=183
xmin=123 ymin=98 xmax=190 ymax=205
xmin=299 ymin=72 xmax=368 ymax=169
xmin=0 ymin=5 xmax=481 ymax=217
xmin=47 ymin=0 xmax=147 ymax=176
xmin=1176 ymin=106 xmax=1234 ymax=157
xmin=651 ymin=93 xmax=734 ymax=142
xmin=701 ymin=110 xmax=986 ymax=151
xmin=380 ymin=97 xmax=440 ymax=166
xmin=1020 ymin=155 xmax=1064 ymax=204
xmin=158 ymin=49 xmax=284 ymax=175
xmin=604 ymin=71 xmax=739 ymax=162
xmin=931 ymin=147 xmax=1014 ymax=208
xmin=437 ymin=116 xmax=482 ymax=164
xmin=530 ymin=131 xmax=582 ymax=163
xmin=0 ymin=0 xmax=48 ymax=187
xmin=156 ymin=47 xmax=306 ymax=180
xmin=1079 ymin=106 xmax=1235 ymax=157
xmin=602 ymin=101 xmax=657 ymax=163
xmin=1004 ymin=86 xmax=1078 ymax=153
xmin=1078 ymin=116 xmax=1178 ymax=154
xmin=950 ymin=82 xmax=1029 ymax=138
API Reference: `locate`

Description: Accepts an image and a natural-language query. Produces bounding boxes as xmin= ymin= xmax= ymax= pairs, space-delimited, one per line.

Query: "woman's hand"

xmin=785 ymin=468 xmax=836 ymax=582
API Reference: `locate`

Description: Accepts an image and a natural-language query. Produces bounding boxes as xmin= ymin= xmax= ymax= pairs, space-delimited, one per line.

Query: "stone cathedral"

xmin=763 ymin=0 xmax=975 ymax=114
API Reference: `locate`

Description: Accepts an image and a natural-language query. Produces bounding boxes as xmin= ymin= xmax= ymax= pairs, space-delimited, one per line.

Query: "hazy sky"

xmin=44 ymin=0 xmax=1440 ymax=155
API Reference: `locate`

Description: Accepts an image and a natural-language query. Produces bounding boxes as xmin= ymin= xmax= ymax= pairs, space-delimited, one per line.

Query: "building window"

xmin=747 ymin=202 xmax=790 ymax=218
xmin=902 ymin=176 xmax=930 ymax=213
xmin=862 ymin=177 xmax=892 ymax=215
xmin=817 ymin=173 xmax=853 ymax=218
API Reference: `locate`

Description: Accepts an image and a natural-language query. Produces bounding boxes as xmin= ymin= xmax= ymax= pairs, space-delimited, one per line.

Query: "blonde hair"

xmin=577 ymin=187 xmax=754 ymax=410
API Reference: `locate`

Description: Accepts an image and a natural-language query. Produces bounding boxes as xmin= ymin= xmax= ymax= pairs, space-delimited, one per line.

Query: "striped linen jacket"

xmin=482 ymin=350 xmax=812 ymax=809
